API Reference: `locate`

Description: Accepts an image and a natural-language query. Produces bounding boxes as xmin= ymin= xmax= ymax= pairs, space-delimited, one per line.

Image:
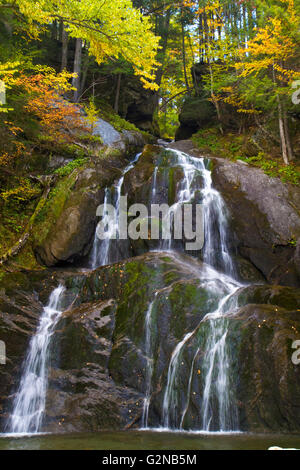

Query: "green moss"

xmin=54 ymin=157 xmax=89 ymax=177
xmin=32 ymin=169 xmax=79 ymax=245
xmin=98 ymin=104 xmax=152 ymax=141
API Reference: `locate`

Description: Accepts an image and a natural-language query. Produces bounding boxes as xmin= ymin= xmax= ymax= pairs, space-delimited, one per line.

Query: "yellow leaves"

xmin=237 ymin=9 xmax=299 ymax=81
xmin=236 ymin=58 xmax=273 ymax=77
xmin=285 ymin=0 xmax=298 ymax=25
xmin=223 ymin=90 xmax=260 ymax=115
xmin=4 ymin=122 xmax=23 ymax=136
xmin=0 ymin=177 xmax=40 ymax=203
xmin=4 ymin=0 xmax=161 ymax=90
xmin=0 ymin=61 xmax=20 ymax=92
xmin=84 ymin=99 xmax=99 ymax=132
xmin=139 ymin=77 xmax=159 ymax=91
xmin=239 ymin=6 xmax=298 ymax=69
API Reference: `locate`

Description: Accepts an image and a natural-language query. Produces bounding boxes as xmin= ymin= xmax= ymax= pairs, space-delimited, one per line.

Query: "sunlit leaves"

xmin=0 ymin=0 xmax=161 ymax=89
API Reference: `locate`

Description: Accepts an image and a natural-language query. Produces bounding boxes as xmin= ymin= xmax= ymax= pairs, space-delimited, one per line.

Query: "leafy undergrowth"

xmin=192 ymin=128 xmax=300 ymax=186
xmin=0 ymin=197 xmax=41 ymax=273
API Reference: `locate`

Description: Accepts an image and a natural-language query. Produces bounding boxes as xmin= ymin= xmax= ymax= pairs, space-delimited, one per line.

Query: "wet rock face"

xmin=211 ymin=157 xmax=300 ymax=287
xmin=1 ymin=253 xmax=300 ymax=433
xmin=122 ymin=145 xmax=206 ymax=257
xmin=45 ymin=300 xmax=144 ymax=433
xmin=230 ymin=303 xmax=300 ymax=432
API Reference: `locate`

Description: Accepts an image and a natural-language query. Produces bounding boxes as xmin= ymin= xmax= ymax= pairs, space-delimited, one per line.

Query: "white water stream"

xmin=90 ymin=152 xmax=141 ymax=269
xmin=143 ymin=148 xmax=243 ymax=431
xmin=8 ymin=285 xmax=65 ymax=434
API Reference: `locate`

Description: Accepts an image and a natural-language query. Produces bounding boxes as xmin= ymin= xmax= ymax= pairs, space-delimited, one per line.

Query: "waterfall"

xmin=201 ymin=164 xmax=236 ymax=277
xmin=8 ymin=285 xmax=65 ymax=434
xmin=7 ymin=146 xmax=243 ymax=435
xmin=90 ymin=187 xmax=111 ymax=269
xmin=90 ymin=152 xmax=141 ymax=269
xmin=141 ymin=295 xmax=157 ymax=429
xmin=162 ymin=332 xmax=194 ymax=429
xmin=200 ymin=287 xmax=241 ymax=431
xmin=143 ymin=148 xmax=243 ymax=432
xmin=160 ymin=149 xmax=204 ymax=251
xmin=151 ymin=166 xmax=158 ymax=203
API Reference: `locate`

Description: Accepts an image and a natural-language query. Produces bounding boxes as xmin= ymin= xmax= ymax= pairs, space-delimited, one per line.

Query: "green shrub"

xmin=54 ymin=157 xmax=88 ymax=177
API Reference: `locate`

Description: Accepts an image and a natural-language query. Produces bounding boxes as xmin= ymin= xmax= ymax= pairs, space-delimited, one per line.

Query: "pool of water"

xmin=0 ymin=430 xmax=299 ymax=450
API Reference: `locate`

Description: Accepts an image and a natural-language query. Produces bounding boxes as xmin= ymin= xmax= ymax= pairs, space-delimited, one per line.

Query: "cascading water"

xmin=200 ymin=286 xmax=241 ymax=432
xmin=6 ymin=146 xmax=244 ymax=436
xmin=162 ymin=331 xmax=194 ymax=429
xmin=90 ymin=152 xmax=141 ymax=269
xmin=141 ymin=295 xmax=157 ymax=429
xmin=143 ymin=147 xmax=243 ymax=432
xmin=8 ymin=285 xmax=65 ymax=434
xmin=156 ymin=149 xmax=204 ymax=252
xmin=201 ymin=164 xmax=236 ymax=277
xmin=6 ymin=152 xmax=142 ymax=435
xmin=90 ymin=187 xmax=112 ymax=269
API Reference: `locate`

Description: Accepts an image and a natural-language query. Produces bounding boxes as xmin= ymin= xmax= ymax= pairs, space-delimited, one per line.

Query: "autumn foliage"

xmin=0 ymin=67 xmax=89 ymax=171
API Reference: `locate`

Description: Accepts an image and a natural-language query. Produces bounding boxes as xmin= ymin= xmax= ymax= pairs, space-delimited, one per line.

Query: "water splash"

xmin=8 ymin=285 xmax=65 ymax=434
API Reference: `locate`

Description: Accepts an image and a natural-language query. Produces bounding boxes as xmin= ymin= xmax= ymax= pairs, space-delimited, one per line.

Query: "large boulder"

xmin=230 ymin=301 xmax=300 ymax=432
xmin=93 ymin=118 xmax=146 ymax=155
xmin=211 ymin=157 xmax=300 ymax=287
xmin=32 ymin=150 xmax=133 ymax=267
xmin=175 ymin=62 xmax=243 ymax=140
xmin=119 ymin=78 xmax=157 ymax=133
xmin=29 ymin=114 xmax=148 ymax=268
xmin=175 ymin=96 xmax=217 ymax=141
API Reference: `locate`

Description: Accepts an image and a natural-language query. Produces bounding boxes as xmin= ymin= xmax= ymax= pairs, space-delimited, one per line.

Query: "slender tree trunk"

xmin=61 ymin=22 xmax=68 ymax=71
xmin=181 ymin=19 xmax=190 ymax=93
xmin=209 ymin=63 xmax=223 ymax=134
xmin=51 ymin=20 xmax=57 ymax=40
xmin=283 ymin=112 xmax=294 ymax=161
xmin=72 ymin=38 xmax=82 ymax=102
xmin=198 ymin=11 xmax=203 ymax=60
xmin=114 ymin=73 xmax=122 ymax=114
xmin=278 ymin=104 xmax=289 ymax=165
xmin=273 ymin=65 xmax=289 ymax=164
xmin=79 ymin=50 xmax=92 ymax=100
